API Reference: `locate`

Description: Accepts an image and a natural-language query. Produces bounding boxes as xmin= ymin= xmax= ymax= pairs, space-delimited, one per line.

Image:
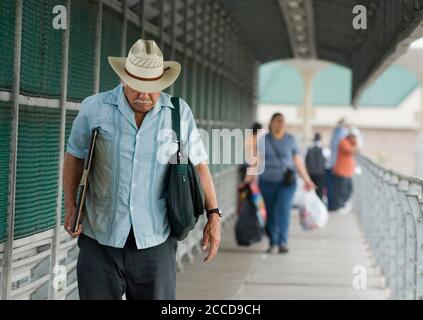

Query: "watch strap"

xmin=206 ymin=208 xmax=222 ymax=217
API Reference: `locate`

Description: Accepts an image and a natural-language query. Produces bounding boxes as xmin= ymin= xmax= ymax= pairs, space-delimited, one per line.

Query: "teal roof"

xmin=259 ymin=61 xmax=420 ymax=107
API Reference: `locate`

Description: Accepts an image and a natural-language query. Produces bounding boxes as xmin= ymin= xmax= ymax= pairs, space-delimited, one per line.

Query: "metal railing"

xmin=353 ymin=155 xmax=423 ymax=300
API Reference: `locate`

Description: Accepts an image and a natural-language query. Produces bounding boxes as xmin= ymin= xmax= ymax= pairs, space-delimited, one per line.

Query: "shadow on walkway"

xmin=176 ymin=210 xmax=387 ymax=300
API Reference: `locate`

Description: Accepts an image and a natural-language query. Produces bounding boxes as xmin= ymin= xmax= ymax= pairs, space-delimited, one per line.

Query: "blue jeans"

xmin=332 ymin=174 xmax=353 ymax=211
xmin=259 ymin=180 xmax=297 ymax=247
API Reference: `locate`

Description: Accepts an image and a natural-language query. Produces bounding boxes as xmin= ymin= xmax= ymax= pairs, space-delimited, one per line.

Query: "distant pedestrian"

xmin=326 ymin=118 xmax=349 ymax=210
xmin=305 ymin=133 xmax=326 ymax=200
xmin=239 ymin=122 xmax=263 ymax=183
xmin=332 ymin=129 xmax=358 ymax=213
xmin=258 ymin=113 xmax=315 ymax=254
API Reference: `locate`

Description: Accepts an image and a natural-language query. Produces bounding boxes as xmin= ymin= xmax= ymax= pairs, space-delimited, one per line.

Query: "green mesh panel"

xmin=213 ymin=72 xmax=221 ymax=121
xmin=172 ymin=51 xmax=184 ymax=97
xmin=195 ymin=67 xmax=203 ymax=119
xmin=61 ymin=109 xmax=78 ymax=224
xmin=20 ymin=0 xmax=65 ymax=98
xmin=67 ymin=0 xmax=97 ymax=101
xmin=0 ymin=102 xmax=11 ymax=242
xmin=202 ymin=67 xmax=209 ymax=120
xmin=161 ymin=44 xmax=172 ymax=94
xmin=0 ymin=1 xmax=15 ymax=91
xmin=14 ymin=106 xmax=60 ymax=239
xmin=99 ymin=6 xmax=122 ymax=92
xmin=126 ymin=21 xmax=140 ymax=55
xmin=185 ymin=57 xmax=194 ymax=112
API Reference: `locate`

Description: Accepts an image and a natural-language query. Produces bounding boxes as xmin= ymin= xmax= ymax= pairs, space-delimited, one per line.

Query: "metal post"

xmin=415 ymin=76 xmax=423 ymax=178
xmin=121 ymin=0 xmax=128 ymax=56
xmin=49 ymin=0 xmax=71 ymax=300
xmin=93 ymin=0 xmax=103 ymax=94
xmin=138 ymin=0 xmax=146 ymax=39
xmin=169 ymin=0 xmax=177 ymax=96
xmin=302 ymin=70 xmax=314 ymax=146
xmin=387 ymin=174 xmax=399 ymax=296
xmin=236 ymin=44 xmax=242 ymax=128
xmin=181 ymin=0 xmax=189 ymax=98
xmin=252 ymin=60 xmax=259 ymax=124
xmin=190 ymin=0 xmax=199 ymax=108
xmin=159 ymin=0 xmax=166 ymax=51
xmin=405 ymin=182 xmax=421 ymax=300
xmin=221 ymin=16 xmax=229 ymax=129
xmin=417 ymin=196 xmax=423 ymax=299
xmin=215 ymin=8 xmax=224 ymax=127
xmin=2 ymin=0 xmax=23 ymax=300
xmin=199 ymin=1 xmax=207 ymax=121
xmin=207 ymin=1 xmax=215 ymax=124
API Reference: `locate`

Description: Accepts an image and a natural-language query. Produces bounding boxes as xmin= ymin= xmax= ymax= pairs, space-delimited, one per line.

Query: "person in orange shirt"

xmin=332 ymin=130 xmax=358 ymax=212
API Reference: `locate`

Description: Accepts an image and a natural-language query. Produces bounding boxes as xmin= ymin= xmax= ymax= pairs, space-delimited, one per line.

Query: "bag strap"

xmin=268 ymin=135 xmax=285 ymax=168
xmin=170 ymin=97 xmax=181 ymax=164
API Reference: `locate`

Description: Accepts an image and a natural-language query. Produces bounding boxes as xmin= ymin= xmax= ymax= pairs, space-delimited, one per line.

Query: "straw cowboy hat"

xmin=108 ymin=39 xmax=181 ymax=93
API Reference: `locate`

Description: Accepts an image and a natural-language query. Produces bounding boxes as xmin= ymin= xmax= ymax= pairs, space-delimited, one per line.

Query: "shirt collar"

xmin=149 ymin=91 xmax=174 ymax=118
xmin=101 ymin=84 xmax=122 ymax=105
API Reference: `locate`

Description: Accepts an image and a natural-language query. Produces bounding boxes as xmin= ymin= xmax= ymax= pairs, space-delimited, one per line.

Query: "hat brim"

xmin=108 ymin=57 xmax=181 ymax=93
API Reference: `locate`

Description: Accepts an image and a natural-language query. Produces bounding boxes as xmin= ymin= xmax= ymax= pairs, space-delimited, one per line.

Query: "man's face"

xmin=124 ymin=84 xmax=161 ymax=113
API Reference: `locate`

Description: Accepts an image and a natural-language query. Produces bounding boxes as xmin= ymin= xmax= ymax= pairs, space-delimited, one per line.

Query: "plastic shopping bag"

xmin=299 ymin=190 xmax=329 ymax=230
xmin=292 ymin=178 xmax=305 ymax=208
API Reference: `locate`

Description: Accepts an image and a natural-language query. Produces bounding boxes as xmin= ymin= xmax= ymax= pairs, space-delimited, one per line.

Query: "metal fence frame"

xmin=0 ymin=0 xmax=257 ymax=300
xmin=354 ymin=155 xmax=423 ymax=300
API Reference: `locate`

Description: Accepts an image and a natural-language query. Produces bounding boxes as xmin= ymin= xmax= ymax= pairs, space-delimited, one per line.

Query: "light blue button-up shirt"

xmin=66 ymin=84 xmax=208 ymax=249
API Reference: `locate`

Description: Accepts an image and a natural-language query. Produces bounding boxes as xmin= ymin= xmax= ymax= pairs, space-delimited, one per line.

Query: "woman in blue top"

xmin=258 ymin=113 xmax=315 ymax=254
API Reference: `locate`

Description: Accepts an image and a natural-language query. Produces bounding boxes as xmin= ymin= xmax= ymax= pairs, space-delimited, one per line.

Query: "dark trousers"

xmin=332 ymin=174 xmax=353 ymax=211
xmin=310 ymin=174 xmax=325 ymax=200
xmin=325 ymin=169 xmax=334 ymax=210
xmin=76 ymin=227 xmax=177 ymax=300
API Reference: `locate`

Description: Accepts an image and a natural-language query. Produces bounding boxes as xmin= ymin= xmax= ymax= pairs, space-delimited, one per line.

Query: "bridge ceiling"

xmin=219 ymin=0 xmax=423 ymax=103
xmin=125 ymin=0 xmax=423 ymax=103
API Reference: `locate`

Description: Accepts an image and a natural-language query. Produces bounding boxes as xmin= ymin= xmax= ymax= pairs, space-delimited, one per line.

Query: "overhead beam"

xmin=278 ymin=0 xmax=316 ymax=59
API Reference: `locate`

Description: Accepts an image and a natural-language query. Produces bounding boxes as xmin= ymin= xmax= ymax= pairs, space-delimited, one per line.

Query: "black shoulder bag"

xmin=166 ymin=97 xmax=205 ymax=240
xmin=268 ymin=136 xmax=296 ymax=186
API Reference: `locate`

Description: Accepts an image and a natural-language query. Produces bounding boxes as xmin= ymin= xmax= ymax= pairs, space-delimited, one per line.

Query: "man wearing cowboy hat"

xmin=63 ymin=39 xmax=221 ymax=300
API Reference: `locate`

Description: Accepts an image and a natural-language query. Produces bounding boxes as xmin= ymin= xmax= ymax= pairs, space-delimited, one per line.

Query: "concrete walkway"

xmin=176 ymin=210 xmax=388 ymax=300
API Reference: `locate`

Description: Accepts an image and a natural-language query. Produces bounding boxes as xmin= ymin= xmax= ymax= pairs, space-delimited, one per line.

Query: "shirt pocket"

xmin=91 ymin=128 xmax=114 ymax=200
xmin=90 ymin=197 xmax=112 ymax=233
xmin=153 ymin=197 xmax=168 ymax=234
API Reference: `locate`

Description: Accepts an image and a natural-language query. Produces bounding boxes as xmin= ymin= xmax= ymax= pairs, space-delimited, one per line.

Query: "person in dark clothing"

xmin=239 ymin=122 xmax=263 ymax=182
xmin=305 ymin=133 xmax=326 ymax=200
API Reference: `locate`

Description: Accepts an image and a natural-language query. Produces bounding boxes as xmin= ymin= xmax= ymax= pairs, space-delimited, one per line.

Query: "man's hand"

xmin=63 ymin=153 xmax=85 ymax=238
xmin=201 ymin=214 xmax=221 ymax=263
xmin=64 ymin=205 xmax=83 ymax=238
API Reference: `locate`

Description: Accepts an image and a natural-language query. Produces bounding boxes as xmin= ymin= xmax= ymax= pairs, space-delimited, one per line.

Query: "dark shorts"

xmin=76 ymin=227 xmax=177 ymax=300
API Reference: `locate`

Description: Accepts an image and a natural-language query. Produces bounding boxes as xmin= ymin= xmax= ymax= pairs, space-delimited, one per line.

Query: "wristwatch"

xmin=206 ymin=207 xmax=223 ymax=218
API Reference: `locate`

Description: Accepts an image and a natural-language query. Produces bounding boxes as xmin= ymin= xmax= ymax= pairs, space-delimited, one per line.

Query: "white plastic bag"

xmin=292 ymin=178 xmax=305 ymax=208
xmin=299 ymin=190 xmax=329 ymax=230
